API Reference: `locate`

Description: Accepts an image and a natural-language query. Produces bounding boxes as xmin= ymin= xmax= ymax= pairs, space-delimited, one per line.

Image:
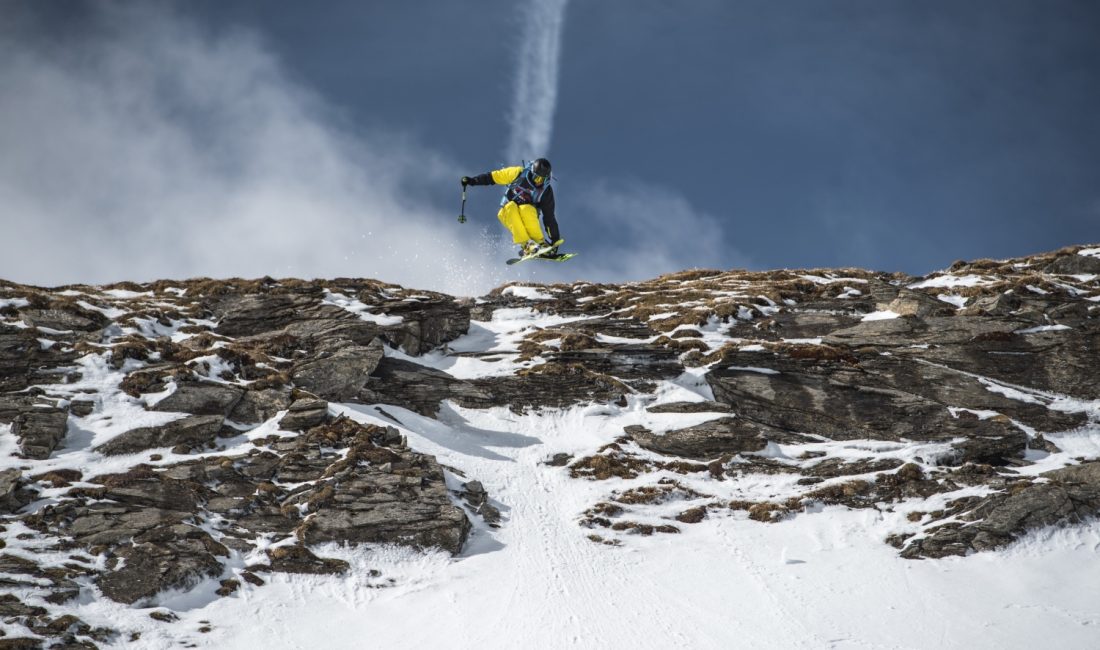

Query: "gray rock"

xmin=0 ymin=593 xmax=47 ymax=617
xmin=470 ymin=364 xmax=629 ymax=413
xmin=228 ymin=388 xmax=292 ymax=424
xmin=706 ymin=353 xmax=1028 ymax=464
xmin=149 ymin=381 xmax=243 ymax=417
xmin=95 ymin=415 xmax=224 ymax=455
xmin=69 ymin=398 xmax=96 ymax=417
xmin=288 ymin=397 xmax=327 ymax=412
xmin=903 ymin=462 xmax=1100 ymax=558
xmin=1043 ymin=252 xmax=1100 ymax=275
xmin=626 ymin=418 xmax=774 ymax=459
xmin=12 ymin=406 xmax=69 ymax=459
xmin=558 ymin=317 xmax=658 ymax=340
xmin=854 ymin=353 xmax=1086 ymax=434
xmin=882 ymin=289 xmax=956 ymax=318
xmin=278 ymin=407 xmax=328 ymax=432
xmin=549 ymin=343 xmax=683 ymax=380
xmin=645 ymin=401 xmax=733 ymax=414
xmin=210 ymin=292 xmax=325 ymax=337
xmin=916 ymin=323 xmax=1100 ymax=399
xmin=0 ymin=468 xmax=35 ymax=513
xmin=0 ymin=328 xmax=35 ymax=391
xmin=291 ymin=338 xmax=384 ymax=401
xmin=731 ymin=311 xmax=863 ymax=340
xmin=264 ymin=545 xmax=348 ymax=575
xmin=97 ymin=529 xmax=226 ymax=604
xmin=958 ymin=291 xmax=1021 ymax=317
xmin=20 ymin=306 xmax=108 ymax=332
xmin=360 ymin=357 xmax=493 ymax=417
xmin=545 ymin=453 xmax=573 ymax=467
xmin=28 ymin=501 xmax=193 ymax=546
xmin=298 ymin=461 xmax=471 ymax=554
xmin=376 ymin=296 xmax=472 ymax=355
xmin=94 ymin=474 xmax=213 ymax=512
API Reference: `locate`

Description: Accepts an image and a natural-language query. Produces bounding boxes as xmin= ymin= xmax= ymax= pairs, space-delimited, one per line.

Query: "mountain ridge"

xmin=1 ymin=243 xmax=1098 ymax=648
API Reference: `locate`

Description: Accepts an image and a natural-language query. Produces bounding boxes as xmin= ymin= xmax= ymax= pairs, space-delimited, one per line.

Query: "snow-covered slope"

xmin=2 ymin=245 xmax=1100 ymax=649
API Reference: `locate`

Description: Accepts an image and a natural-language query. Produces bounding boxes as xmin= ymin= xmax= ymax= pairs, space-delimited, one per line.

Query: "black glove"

xmin=461 ymin=176 xmax=470 ymax=187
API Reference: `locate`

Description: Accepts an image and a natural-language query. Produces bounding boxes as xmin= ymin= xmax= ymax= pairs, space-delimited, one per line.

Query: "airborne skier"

xmin=461 ymin=158 xmax=569 ymax=262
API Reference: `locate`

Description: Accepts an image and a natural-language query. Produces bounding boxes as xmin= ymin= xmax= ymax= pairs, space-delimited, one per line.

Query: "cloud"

xmin=0 ymin=4 xmax=508 ymax=295
xmin=505 ymin=0 xmax=569 ymax=161
xmin=538 ymin=178 xmax=751 ymax=283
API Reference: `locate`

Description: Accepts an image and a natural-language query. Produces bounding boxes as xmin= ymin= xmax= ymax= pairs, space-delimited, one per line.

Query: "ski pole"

xmin=458 ymin=184 xmax=467 ymax=223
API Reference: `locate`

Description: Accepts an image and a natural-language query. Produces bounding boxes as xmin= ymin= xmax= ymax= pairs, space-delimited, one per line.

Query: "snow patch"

xmin=76 ymin=300 xmax=128 ymax=319
xmin=101 ymin=289 xmax=153 ymax=299
xmin=937 ymin=294 xmax=969 ymax=308
xmin=0 ymin=297 xmax=30 ymax=310
xmin=908 ymin=274 xmax=994 ymax=289
xmin=501 ymin=285 xmax=554 ymax=300
xmin=322 ymin=290 xmax=403 ymax=326
xmin=727 ymin=366 xmax=780 ymax=375
xmin=862 ymin=310 xmax=901 ymax=321
xmin=647 ymin=312 xmax=677 ymax=322
xmin=1015 ymin=324 xmax=1072 ymax=335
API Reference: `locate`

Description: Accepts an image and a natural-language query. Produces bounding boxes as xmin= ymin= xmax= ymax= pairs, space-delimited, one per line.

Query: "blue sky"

xmin=2 ymin=1 xmax=1098 ymax=293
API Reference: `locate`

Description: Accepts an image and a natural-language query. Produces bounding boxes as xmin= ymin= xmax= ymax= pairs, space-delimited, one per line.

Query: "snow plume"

xmin=505 ymin=0 xmax=569 ymax=162
xmin=528 ymin=179 xmax=753 ymax=284
xmin=0 ymin=5 xmax=504 ymax=296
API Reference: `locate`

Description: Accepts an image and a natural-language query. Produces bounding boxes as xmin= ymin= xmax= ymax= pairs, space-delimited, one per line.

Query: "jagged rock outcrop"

xmin=277 ymin=397 xmax=330 ymax=431
xmin=94 ymin=414 xmax=226 ymax=456
xmin=626 ymin=418 xmax=776 ymax=459
xmin=706 ymin=352 xmax=1031 ymax=465
xmin=12 ymin=404 xmax=70 ymax=460
xmin=0 ymin=468 xmax=35 ymax=513
xmin=290 ymin=338 xmax=385 ymax=401
xmin=359 ymin=357 xmax=493 ymax=416
xmin=149 ymin=381 xmax=243 ymax=417
xmin=297 ymin=467 xmax=470 ymax=553
xmin=25 ymin=416 xmax=471 ymax=612
xmin=900 ymin=462 xmax=1100 ymax=558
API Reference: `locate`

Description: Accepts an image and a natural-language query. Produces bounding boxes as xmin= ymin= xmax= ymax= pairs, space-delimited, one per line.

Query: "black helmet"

xmin=531 ymin=158 xmax=552 ymax=181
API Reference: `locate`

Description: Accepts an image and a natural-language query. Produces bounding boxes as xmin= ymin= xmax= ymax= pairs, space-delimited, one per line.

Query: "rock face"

xmin=96 ymin=526 xmax=228 ymax=604
xmin=26 ymin=417 xmax=469 ymax=608
xmin=0 ymin=468 xmax=35 ymax=513
xmin=12 ymin=406 xmax=70 ymax=460
xmin=901 ymin=462 xmax=1100 ymax=558
xmin=149 ymin=381 xmax=243 ymax=417
xmin=706 ymin=353 xmax=1031 ymax=465
xmin=94 ymin=415 xmax=226 ymax=455
xmin=277 ymin=398 xmax=330 ymax=431
xmin=1 ymin=245 xmax=1099 ymax=646
xmin=298 ymin=467 xmax=470 ymax=553
xmin=626 ymin=418 xmax=773 ymax=459
xmin=291 ymin=338 xmax=385 ymax=401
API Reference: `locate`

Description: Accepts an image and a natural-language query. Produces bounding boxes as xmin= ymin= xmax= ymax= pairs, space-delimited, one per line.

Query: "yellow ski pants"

xmin=497 ymin=201 xmax=544 ymax=245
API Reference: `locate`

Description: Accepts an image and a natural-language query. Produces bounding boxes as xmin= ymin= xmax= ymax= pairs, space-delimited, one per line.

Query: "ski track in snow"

xmin=10 ymin=302 xmax=1100 ymax=649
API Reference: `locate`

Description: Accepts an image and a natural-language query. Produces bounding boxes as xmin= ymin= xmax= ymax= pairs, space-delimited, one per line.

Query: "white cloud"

xmin=546 ymin=178 xmax=750 ymax=282
xmin=0 ymin=5 xmax=508 ymax=295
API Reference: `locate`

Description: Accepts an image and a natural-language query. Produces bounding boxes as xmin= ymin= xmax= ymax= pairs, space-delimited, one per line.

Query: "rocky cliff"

xmin=1 ymin=244 xmax=1098 ymax=647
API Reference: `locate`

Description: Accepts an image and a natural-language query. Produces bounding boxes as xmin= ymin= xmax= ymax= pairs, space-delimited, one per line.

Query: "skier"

xmin=461 ymin=158 xmax=562 ymax=258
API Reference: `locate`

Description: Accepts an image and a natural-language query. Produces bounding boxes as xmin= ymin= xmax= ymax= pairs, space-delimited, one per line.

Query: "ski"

xmin=506 ymin=239 xmax=569 ymax=265
xmin=536 ymin=252 xmax=576 ymax=262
